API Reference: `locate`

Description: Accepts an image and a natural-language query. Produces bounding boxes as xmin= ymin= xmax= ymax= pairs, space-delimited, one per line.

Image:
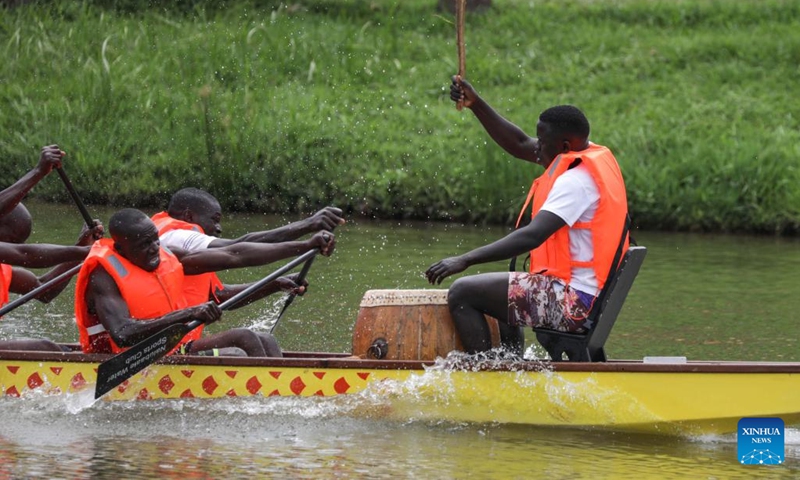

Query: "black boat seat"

xmin=532 ymin=246 xmax=647 ymax=362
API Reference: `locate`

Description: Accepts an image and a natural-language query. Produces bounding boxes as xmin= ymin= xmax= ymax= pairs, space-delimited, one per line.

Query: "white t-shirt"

xmin=538 ymin=163 xmax=601 ymax=296
xmin=159 ymin=229 xmax=215 ymax=253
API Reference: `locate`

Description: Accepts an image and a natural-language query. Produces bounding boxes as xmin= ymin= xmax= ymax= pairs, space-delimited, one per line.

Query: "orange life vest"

xmin=74 ymin=238 xmax=201 ymax=354
xmin=515 ymin=143 xmax=629 ymax=291
xmin=151 ymin=211 xmax=223 ymax=307
xmin=0 ymin=264 xmax=12 ymax=315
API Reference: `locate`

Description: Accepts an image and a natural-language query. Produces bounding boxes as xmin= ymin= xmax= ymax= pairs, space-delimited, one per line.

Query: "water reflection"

xmin=1 ymin=396 xmax=799 ymax=479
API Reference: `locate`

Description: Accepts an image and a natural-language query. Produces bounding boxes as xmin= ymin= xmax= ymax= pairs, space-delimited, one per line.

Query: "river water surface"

xmin=1 ymin=201 xmax=799 ymax=478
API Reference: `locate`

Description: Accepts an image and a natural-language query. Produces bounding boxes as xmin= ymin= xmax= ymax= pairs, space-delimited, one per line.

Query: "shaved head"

xmin=109 ymin=208 xmax=151 ymax=241
xmin=167 ymin=188 xmax=218 ymax=217
xmin=0 ymin=203 xmax=33 ymax=244
xmin=539 ymin=105 xmax=590 ymax=142
xmin=166 ymin=187 xmax=223 ymax=237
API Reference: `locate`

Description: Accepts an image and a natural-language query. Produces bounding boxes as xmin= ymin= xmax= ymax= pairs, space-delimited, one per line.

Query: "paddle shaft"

xmin=0 ymin=263 xmax=82 ymax=317
xmin=94 ymin=248 xmax=320 ymax=399
xmin=55 ymin=167 xmax=94 ymax=228
xmin=269 ymin=254 xmax=316 ymax=334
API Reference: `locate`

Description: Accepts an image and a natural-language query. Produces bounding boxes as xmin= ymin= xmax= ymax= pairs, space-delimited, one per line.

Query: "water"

xmin=2 ymin=200 xmax=800 ymax=477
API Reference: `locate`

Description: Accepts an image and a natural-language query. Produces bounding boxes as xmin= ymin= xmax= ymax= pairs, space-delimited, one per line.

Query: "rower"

xmin=149 ymin=188 xmax=344 ymax=347
xmin=75 ymin=208 xmax=335 ymax=357
xmin=0 ymin=208 xmax=100 ymax=351
xmin=0 ymin=145 xmax=105 ymax=352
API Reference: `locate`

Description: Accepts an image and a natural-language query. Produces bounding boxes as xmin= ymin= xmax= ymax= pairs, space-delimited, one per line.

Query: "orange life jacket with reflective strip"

xmin=0 ymin=264 xmax=12 ymax=315
xmin=74 ymin=238 xmax=200 ymax=354
xmin=515 ymin=143 xmax=629 ymax=291
xmin=151 ymin=211 xmax=223 ymax=307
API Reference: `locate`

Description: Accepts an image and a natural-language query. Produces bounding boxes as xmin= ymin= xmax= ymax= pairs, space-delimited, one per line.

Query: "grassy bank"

xmin=2 ymin=0 xmax=799 ymax=232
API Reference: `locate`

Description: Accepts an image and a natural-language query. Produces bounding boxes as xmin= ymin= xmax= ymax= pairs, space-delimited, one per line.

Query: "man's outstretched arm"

xmin=181 ymin=231 xmax=334 ymax=275
xmin=8 ymin=222 xmax=104 ymax=303
xmin=0 ymin=243 xmax=89 ymax=269
xmin=425 ymin=211 xmax=565 ymax=285
xmin=208 ymin=207 xmax=345 ymax=246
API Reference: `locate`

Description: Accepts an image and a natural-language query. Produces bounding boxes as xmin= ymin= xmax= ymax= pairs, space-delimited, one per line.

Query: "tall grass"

xmin=1 ymin=0 xmax=799 ymax=232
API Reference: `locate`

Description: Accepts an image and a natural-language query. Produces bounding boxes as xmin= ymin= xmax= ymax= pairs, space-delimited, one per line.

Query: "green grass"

xmin=2 ymin=0 xmax=799 ymax=232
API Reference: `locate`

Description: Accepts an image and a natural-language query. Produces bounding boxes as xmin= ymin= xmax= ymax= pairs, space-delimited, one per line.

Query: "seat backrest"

xmin=585 ymin=246 xmax=647 ymax=351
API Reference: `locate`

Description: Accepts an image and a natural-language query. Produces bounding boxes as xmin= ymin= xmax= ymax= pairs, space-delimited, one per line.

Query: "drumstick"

xmin=456 ymin=0 xmax=466 ymax=111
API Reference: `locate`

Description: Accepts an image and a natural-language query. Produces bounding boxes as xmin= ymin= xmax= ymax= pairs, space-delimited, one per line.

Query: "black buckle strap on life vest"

xmin=508 ymin=254 xmax=531 ymax=272
xmin=589 ymin=212 xmax=631 ymax=322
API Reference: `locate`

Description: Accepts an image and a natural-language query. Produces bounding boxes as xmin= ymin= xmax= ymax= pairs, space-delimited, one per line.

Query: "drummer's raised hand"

xmin=451 ymin=76 xmax=478 ymax=109
xmin=425 ymin=256 xmax=468 ymax=285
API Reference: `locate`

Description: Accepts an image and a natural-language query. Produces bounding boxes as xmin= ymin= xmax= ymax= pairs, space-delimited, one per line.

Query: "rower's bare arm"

xmin=182 ymin=232 xmax=334 ymax=275
xmin=208 ymin=207 xmax=345 ymax=246
xmin=0 ymin=145 xmax=64 ymax=217
xmin=0 ymin=243 xmax=88 ymax=268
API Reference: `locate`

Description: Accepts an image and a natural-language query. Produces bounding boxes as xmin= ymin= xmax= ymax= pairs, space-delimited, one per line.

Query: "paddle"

xmin=0 ymin=263 xmax=83 ymax=318
xmin=54 ymin=166 xmax=95 ymax=228
xmin=268 ymin=254 xmax=316 ymax=334
xmin=94 ymin=248 xmax=319 ymax=400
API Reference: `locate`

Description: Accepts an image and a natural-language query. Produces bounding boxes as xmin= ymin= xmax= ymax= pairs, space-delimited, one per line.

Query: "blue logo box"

xmin=737 ymin=417 xmax=784 ymax=465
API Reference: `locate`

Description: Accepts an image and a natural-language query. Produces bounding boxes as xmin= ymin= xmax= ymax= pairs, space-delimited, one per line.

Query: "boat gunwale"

xmin=1 ymin=349 xmax=800 ymax=373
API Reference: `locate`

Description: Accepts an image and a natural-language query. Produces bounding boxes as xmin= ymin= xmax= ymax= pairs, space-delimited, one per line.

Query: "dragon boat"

xmin=2 ymin=247 xmax=799 ymax=435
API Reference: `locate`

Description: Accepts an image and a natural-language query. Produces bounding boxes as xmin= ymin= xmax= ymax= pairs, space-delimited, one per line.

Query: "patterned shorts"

xmin=508 ymin=273 xmax=595 ymax=333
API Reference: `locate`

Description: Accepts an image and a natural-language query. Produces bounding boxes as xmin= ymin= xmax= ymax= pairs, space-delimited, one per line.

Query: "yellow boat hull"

xmin=2 ymin=353 xmax=798 ymax=436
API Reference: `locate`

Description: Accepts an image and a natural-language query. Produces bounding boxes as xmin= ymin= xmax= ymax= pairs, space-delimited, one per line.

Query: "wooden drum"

xmin=351 ymin=289 xmax=499 ymax=361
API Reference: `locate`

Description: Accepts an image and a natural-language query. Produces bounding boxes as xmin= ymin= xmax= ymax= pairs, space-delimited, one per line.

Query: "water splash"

xmin=245 ymin=295 xmax=287 ymax=332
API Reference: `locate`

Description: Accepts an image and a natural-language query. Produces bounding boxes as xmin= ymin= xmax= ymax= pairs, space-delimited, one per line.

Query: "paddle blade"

xmin=94 ymin=323 xmax=190 ymax=399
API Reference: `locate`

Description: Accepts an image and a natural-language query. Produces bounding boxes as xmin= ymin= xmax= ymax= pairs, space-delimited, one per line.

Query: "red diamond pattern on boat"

xmin=358 ymin=372 xmax=370 ymax=380
xmin=6 ymin=366 xmax=19 ymax=374
xmin=314 ymin=372 xmax=325 ymax=379
xmin=27 ymin=373 xmax=43 ymax=390
xmin=268 ymin=389 xmax=280 ymax=396
xmin=314 ymin=390 xmax=324 ymax=396
xmin=50 ymin=367 xmax=63 ymax=375
xmin=181 ymin=370 xmax=194 ymax=378
xmin=6 ymin=386 xmax=19 ymax=397
xmin=226 ymin=389 xmax=236 ymax=397
xmin=180 ymin=389 xmax=194 ymax=398
xmin=158 ymin=375 xmax=175 ymax=394
xmin=269 ymin=371 xmax=281 ymax=379
xmin=137 ymin=389 xmax=151 ymax=400
xmin=70 ymin=372 xmax=86 ymax=390
xmin=225 ymin=371 xmax=237 ymax=378
xmin=202 ymin=376 xmax=218 ymax=395
xmin=334 ymin=377 xmax=350 ymax=394
xmin=246 ymin=376 xmax=262 ymax=394
xmin=290 ymin=377 xmax=305 ymax=395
